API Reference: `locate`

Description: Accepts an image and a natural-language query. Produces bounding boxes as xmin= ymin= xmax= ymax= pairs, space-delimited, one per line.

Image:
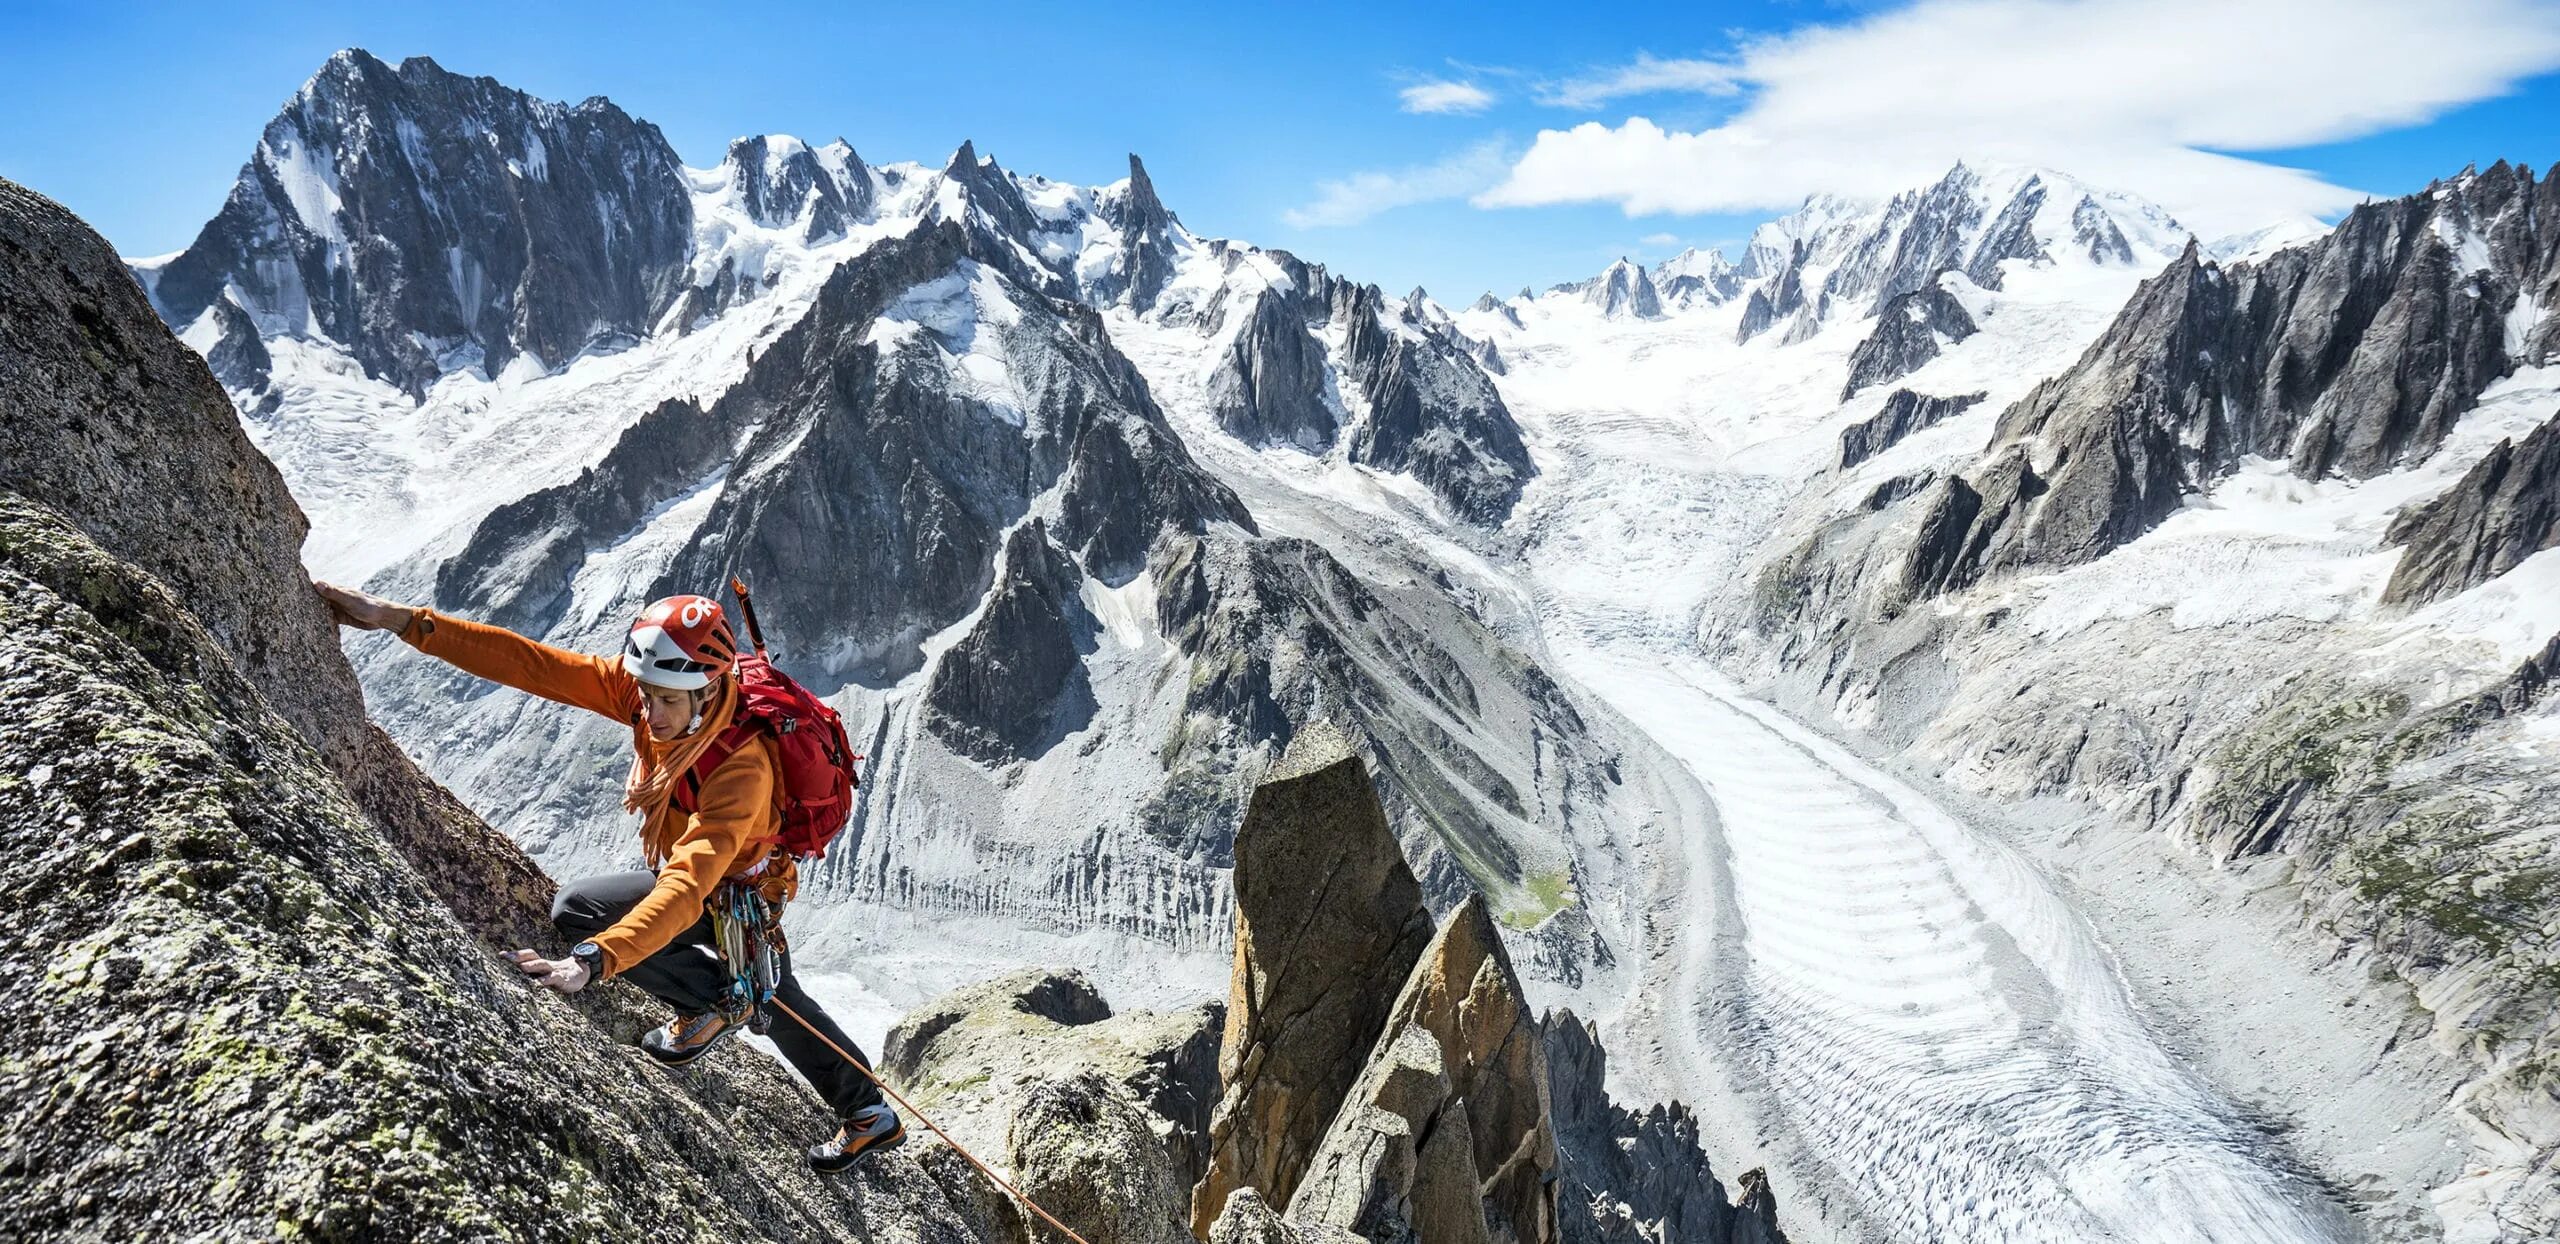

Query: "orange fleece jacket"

xmin=397 ymin=607 xmax=790 ymax=978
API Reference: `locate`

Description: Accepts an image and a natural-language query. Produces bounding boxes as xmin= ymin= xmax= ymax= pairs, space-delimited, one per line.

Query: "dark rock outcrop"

xmin=1841 ymin=285 xmax=1978 ymax=399
xmin=1544 ymin=1011 xmax=1784 ymax=1244
xmin=1095 ymin=154 xmax=1182 ymax=312
xmin=1838 ymin=390 xmax=1986 ymax=469
xmin=2383 ymin=408 xmax=2560 ymax=605
xmin=1338 ymin=284 xmax=1535 ymax=524
xmin=1207 ymin=288 xmax=1336 ymax=449
xmin=1192 ymin=726 xmax=1437 ymax=1236
xmin=726 ymin=134 xmax=870 ymax=240
xmin=921 ymin=519 xmax=1099 ymax=763
xmin=1900 ymin=162 xmax=2560 ymax=593
xmin=149 ymin=50 xmax=695 ymax=396
xmin=628 ymin=219 xmax=1239 ymax=682
xmin=433 ymin=395 xmax=737 ymax=634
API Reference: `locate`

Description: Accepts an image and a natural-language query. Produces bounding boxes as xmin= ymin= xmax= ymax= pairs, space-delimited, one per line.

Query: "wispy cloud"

xmin=1536 ymin=53 xmax=1743 ymax=110
xmin=1480 ymin=0 xmax=2560 ymax=236
xmin=1400 ymin=79 xmax=1496 ymax=114
xmin=1639 ymin=232 xmax=1682 ymax=248
xmin=1286 ymin=138 xmax=1515 ymax=228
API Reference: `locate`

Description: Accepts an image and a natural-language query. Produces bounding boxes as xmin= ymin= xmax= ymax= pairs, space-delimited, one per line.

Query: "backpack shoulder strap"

xmin=672 ymin=719 xmax=765 ymax=815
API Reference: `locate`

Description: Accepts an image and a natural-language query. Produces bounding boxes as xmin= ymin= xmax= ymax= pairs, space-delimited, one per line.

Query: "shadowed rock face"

xmin=1544 ymin=1010 xmax=1788 ymax=1244
xmin=2384 ymin=408 xmax=2560 ymax=606
xmin=1837 ymin=390 xmax=1986 ymax=470
xmin=1211 ymin=287 xmax=1338 ymax=450
xmin=1898 ymin=162 xmax=2560 ymax=594
xmin=1292 ymin=895 xmax=1558 ymax=1244
xmin=433 ymin=217 xmax=1245 ymax=686
xmin=149 ymin=50 xmax=695 ymax=397
xmin=1194 ymin=726 xmax=1437 ymax=1237
xmin=1841 ymin=286 xmax=1978 ymax=400
xmin=1338 ymin=283 xmax=1536 ymax=525
xmin=921 ymin=519 xmax=1100 ymax=763
xmin=0 ymin=175 xmax=1017 ymax=1244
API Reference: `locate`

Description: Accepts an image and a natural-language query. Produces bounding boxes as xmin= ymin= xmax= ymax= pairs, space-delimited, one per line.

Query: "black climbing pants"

xmin=552 ymin=870 xmax=884 ymax=1119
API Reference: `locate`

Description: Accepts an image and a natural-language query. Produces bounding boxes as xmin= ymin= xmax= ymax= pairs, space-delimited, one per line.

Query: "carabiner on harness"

xmin=710 ymin=880 xmax=788 ymax=1034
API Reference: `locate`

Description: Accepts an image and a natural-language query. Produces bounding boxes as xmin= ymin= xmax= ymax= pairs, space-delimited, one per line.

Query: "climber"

xmin=311 ymin=580 xmax=904 ymax=1172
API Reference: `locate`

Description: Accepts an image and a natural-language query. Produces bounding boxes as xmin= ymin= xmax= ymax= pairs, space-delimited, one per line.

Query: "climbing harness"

xmin=708 ymin=880 xmax=786 ymax=1035
xmin=685 ymin=577 xmax=1084 ymax=1240
xmin=699 ymin=891 xmax=1095 ymax=1244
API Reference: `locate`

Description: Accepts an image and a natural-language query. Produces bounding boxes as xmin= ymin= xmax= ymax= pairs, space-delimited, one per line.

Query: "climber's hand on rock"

xmin=313 ymin=580 xmax=416 ymax=633
xmin=509 ymin=947 xmax=591 ymax=995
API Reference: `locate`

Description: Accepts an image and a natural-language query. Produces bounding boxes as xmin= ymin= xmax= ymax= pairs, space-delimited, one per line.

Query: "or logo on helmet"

xmin=624 ymin=594 xmax=738 ymax=690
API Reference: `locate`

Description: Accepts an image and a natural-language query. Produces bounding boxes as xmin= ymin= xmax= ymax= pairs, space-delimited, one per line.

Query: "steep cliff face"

xmin=1190 ymin=728 xmax=1782 ymax=1244
xmin=0 ymin=173 xmax=1025 ymax=1244
xmin=147 ymin=49 xmax=695 ymax=397
xmin=2384 ymin=408 xmax=2560 ymax=605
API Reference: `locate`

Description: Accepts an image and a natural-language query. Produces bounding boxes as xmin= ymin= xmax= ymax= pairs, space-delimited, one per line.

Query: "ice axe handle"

xmin=728 ymin=575 xmax=771 ymax=657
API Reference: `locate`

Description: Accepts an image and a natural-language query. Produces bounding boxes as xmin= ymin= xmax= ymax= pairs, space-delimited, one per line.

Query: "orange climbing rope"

xmin=767 ymin=997 xmax=1095 ymax=1244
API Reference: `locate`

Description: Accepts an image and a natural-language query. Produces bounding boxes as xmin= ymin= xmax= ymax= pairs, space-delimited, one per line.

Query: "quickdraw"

xmin=709 ymin=879 xmax=787 ymax=1034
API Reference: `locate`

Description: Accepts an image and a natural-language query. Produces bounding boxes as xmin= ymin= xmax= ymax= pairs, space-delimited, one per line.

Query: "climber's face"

xmin=640 ymin=683 xmax=707 ymax=741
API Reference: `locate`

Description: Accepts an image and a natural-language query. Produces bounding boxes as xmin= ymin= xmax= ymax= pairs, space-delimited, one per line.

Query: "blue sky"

xmin=5 ymin=0 xmax=2559 ymax=300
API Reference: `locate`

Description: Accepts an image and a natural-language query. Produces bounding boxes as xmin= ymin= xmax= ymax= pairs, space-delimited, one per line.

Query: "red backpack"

xmin=670 ymin=580 xmax=860 ymax=862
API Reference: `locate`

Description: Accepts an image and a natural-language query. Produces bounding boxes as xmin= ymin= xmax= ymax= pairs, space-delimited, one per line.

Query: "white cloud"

xmin=1286 ymin=139 xmax=1515 ymax=228
xmin=1479 ymin=0 xmax=2560 ymax=236
xmin=1640 ymin=232 xmax=1682 ymax=247
xmin=1401 ymin=79 xmax=1496 ymax=114
xmin=1537 ymin=53 xmax=1743 ymax=109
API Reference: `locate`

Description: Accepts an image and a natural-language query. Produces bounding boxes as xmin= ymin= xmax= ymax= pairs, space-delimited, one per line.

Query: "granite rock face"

xmin=0 ymin=176 xmax=1023 ymax=1243
xmin=1840 ymin=285 xmax=1978 ymax=400
xmin=1338 ymin=282 xmax=1536 ymax=524
xmin=0 ymin=174 xmax=551 ymax=947
xmin=1192 ymin=737 xmax=1784 ymax=1244
xmin=2383 ymin=408 xmax=2560 ymax=606
xmin=1837 ymin=390 xmax=1986 ymax=470
xmin=882 ymin=967 xmax=1226 ymax=1244
xmin=921 ymin=519 xmax=1100 ymax=763
xmin=1209 ymin=286 xmax=1338 ymax=450
xmin=149 ymin=50 xmax=695 ymax=396
xmin=1193 ymin=727 xmax=1437 ymax=1236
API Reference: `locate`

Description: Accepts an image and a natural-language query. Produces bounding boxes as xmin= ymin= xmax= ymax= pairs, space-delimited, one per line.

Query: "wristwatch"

xmin=570 ymin=941 xmax=606 ymax=980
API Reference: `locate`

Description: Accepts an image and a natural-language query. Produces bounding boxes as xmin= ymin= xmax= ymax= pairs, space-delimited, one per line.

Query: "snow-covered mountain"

xmin=135 ymin=47 xmax=2560 ymax=1244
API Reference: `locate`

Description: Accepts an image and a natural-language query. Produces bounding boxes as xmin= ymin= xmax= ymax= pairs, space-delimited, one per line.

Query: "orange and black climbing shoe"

xmin=809 ymin=1104 xmax=904 ymax=1173
xmin=640 ymin=1006 xmax=739 ymax=1066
